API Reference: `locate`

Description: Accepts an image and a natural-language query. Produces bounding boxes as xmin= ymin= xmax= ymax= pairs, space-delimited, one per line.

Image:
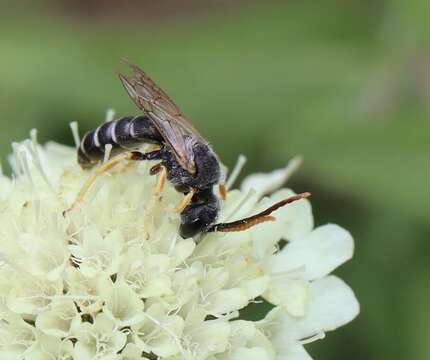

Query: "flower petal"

xmin=251 ymin=189 xmax=313 ymax=259
xmin=265 ymin=224 xmax=354 ymax=280
xmin=191 ymin=321 xmax=231 ymax=358
xmin=132 ymin=303 xmax=184 ymax=358
xmin=231 ymin=347 xmax=273 ymax=360
xmin=26 ymin=335 xmax=74 ymax=360
xmin=73 ymin=313 xmax=127 ymax=360
xmin=207 ymin=288 xmax=249 ymax=315
xmin=120 ymin=343 xmax=142 ymax=359
xmin=241 ymin=156 xmax=302 ymax=197
xmin=265 ymin=276 xmax=359 ymax=343
xmin=263 ymin=278 xmax=309 ymax=317
xmin=98 ymin=278 xmax=145 ymax=326
xmin=275 ymin=343 xmax=312 ymax=360
xmin=35 ymin=299 xmax=80 ymax=337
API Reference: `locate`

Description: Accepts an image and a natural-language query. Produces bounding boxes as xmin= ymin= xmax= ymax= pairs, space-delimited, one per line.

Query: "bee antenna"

xmin=207 ymin=192 xmax=311 ymax=233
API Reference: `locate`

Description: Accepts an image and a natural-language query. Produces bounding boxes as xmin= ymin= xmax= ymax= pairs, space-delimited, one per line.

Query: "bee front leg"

xmin=175 ymin=189 xmax=196 ymax=213
xmin=153 ymin=165 xmax=167 ymax=197
xmin=149 ymin=163 xmax=162 ymax=175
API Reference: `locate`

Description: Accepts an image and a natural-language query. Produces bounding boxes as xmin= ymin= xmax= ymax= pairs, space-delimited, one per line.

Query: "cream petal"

xmin=241 ymin=276 xmax=270 ymax=300
xmin=191 ymin=321 xmax=231 ymax=358
xmin=265 ymin=224 xmax=354 ymax=281
xmin=64 ymin=268 xmax=105 ymax=314
xmin=258 ymin=309 xmax=312 ymax=359
xmin=218 ymin=189 xmax=258 ymax=223
xmin=222 ymin=321 xmax=276 ymax=360
xmin=201 ymin=267 xmax=229 ymax=295
xmin=241 ymin=156 xmax=302 ymax=197
xmin=35 ymin=299 xmax=80 ymax=337
xmin=26 ymin=335 xmax=74 ymax=360
xmin=140 ymin=274 xmax=172 ymax=298
xmin=73 ymin=340 xmax=94 ymax=360
xmin=193 ymin=228 xmax=253 ymax=263
xmin=92 ymin=312 xmax=117 ymax=333
xmin=183 ymin=305 xmax=206 ymax=330
xmin=275 ymin=343 xmax=312 ymax=360
xmin=132 ymin=303 xmax=184 ymax=358
xmin=251 ymin=189 xmax=313 ymax=260
xmin=269 ymin=276 xmax=359 ymax=342
xmin=120 ymin=343 xmax=142 ymax=359
xmin=72 ymin=226 xmax=123 ymax=278
xmin=81 ymin=225 xmax=104 ymax=252
xmin=144 ymin=317 xmax=184 ymax=357
xmin=19 ymin=229 xmax=69 ymax=281
xmin=98 ymin=278 xmax=145 ymax=326
xmin=268 ymin=189 xmax=313 ymax=242
xmin=231 ymin=347 xmax=273 ymax=360
xmin=263 ymin=278 xmax=309 ymax=317
xmin=169 ymin=238 xmax=195 ymax=267
xmin=0 ymin=317 xmax=37 ymax=358
xmin=73 ymin=314 xmax=127 ymax=359
xmin=110 ymin=332 xmax=128 ymax=355
xmin=207 ymin=288 xmax=249 ymax=315
xmin=7 ymin=277 xmax=63 ymax=315
xmin=228 ymin=319 xmax=257 ymax=343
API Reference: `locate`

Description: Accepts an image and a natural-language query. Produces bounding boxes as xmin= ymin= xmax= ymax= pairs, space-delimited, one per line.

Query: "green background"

xmin=1 ymin=0 xmax=430 ymax=358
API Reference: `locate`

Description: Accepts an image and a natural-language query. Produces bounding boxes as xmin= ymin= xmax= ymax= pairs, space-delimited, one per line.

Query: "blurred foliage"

xmin=0 ymin=0 xmax=430 ymax=358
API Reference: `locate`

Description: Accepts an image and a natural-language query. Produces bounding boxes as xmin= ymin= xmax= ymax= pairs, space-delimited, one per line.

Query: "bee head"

xmin=179 ymin=190 xmax=219 ymax=239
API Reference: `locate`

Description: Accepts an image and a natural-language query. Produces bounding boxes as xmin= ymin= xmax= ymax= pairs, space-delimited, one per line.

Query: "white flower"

xmin=35 ymin=299 xmax=81 ymax=337
xmin=0 ymin=132 xmax=359 ymax=359
xmin=132 ymin=303 xmax=184 ymax=357
xmin=73 ymin=313 xmax=127 ymax=360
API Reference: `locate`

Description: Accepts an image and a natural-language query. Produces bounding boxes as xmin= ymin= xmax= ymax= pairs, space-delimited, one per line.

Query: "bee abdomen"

xmin=78 ymin=115 xmax=162 ymax=168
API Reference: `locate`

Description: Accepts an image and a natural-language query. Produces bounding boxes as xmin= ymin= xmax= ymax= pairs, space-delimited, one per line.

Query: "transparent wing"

xmin=119 ymin=62 xmax=205 ymax=174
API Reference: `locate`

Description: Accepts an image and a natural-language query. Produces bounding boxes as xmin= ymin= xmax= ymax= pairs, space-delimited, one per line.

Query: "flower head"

xmin=0 ymin=132 xmax=359 ymax=359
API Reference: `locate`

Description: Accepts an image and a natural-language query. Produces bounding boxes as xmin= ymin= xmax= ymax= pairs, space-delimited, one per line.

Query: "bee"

xmin=73 ymin=62 xmax=310 ymax=239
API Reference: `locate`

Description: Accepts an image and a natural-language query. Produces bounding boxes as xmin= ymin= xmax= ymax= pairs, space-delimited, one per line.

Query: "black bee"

xmin=76 ymin=62 xmax=309 ymax=239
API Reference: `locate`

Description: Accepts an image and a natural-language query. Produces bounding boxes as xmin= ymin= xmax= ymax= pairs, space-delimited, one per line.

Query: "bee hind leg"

xmin=63 ymin=150 xmax=158 ymax=215
xmin=142 ymin=164 xmax=168 ymax=239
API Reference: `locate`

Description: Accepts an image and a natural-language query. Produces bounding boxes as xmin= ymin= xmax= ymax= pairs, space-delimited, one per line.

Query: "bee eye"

xmin=179 ymin=219 xmax=205 ymax=239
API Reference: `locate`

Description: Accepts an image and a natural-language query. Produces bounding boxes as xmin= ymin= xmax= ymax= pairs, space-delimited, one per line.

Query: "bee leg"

xmin=219 ymin=183 xmax=227 ymax=200
xmin=121 ymin=150 xmax=161 ymax=173
xmin=154 ymin=165 xmax=167 ymax=196
xmin=175 ymin=189 xmax=196 ymax=213
xmin=142 ymin=165 xmax=167 ymax=239
xmin=63 ymin=151 xmax=153 ymax=215
xmin=149 ymin=163 xmax=163 ymax=175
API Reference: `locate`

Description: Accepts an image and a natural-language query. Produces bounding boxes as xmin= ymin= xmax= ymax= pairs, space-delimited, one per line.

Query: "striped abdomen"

xmin=78 ymin=115 xmax=162 ymax=168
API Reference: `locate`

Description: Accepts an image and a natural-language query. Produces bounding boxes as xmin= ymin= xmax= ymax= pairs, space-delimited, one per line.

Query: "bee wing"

xmin=119 ymin=62 xmax=203 ymax=174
